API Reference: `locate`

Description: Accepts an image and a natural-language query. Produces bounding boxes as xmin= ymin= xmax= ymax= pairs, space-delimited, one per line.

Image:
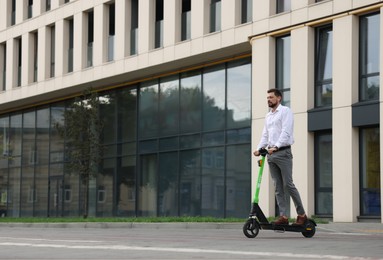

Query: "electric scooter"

xmin=243 ymin=148 xmax=316 ymax=238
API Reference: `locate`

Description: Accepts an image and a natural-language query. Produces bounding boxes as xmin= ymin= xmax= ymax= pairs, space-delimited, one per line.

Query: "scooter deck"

xmin=259 ymin=222 xmax=308 ymax=233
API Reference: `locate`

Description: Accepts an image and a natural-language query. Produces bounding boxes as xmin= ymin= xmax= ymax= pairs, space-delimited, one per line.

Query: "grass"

xmin=0 ymin=216 xmax=329 ymax=224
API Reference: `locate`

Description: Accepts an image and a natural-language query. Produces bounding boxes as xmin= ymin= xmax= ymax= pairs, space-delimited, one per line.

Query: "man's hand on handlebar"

xmin=253 ymin=148 xmax=269 ymax=157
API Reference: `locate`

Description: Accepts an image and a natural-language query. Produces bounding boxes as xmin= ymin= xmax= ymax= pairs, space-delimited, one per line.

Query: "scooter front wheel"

xmin=301 ymin=220 xmax=316 ymax=238
xmin=243 ymin=218 xmax=260 ymax=238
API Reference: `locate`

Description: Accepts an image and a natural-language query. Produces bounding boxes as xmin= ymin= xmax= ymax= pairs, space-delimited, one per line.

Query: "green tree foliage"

xmin=55 ymin=89 xmax=104 ymax=218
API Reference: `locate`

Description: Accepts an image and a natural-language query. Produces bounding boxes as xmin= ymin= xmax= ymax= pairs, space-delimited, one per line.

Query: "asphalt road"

xmin=0 ymin=222 xmax=382 ymax=260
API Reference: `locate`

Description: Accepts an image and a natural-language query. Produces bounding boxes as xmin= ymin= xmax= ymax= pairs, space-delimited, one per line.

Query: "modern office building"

xmin=0 ymin=0 xmax=381 ymax=223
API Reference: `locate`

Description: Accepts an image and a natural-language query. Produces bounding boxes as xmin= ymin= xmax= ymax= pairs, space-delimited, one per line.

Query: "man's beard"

xmin=268 ymin=101 xmax=277 ymax=108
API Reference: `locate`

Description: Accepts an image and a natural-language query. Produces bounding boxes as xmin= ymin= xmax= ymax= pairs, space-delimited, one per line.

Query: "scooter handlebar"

xmin=258 ymin=148 xmax=268 ymax=157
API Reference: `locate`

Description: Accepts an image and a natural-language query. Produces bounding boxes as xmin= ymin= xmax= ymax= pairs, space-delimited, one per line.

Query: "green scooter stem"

xmin=253 ymin=155 xmax=266 ymax=204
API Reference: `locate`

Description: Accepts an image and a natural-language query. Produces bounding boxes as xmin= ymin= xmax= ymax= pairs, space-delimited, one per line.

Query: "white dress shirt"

xmin=257 ymin=104 xmax=294 ymax=150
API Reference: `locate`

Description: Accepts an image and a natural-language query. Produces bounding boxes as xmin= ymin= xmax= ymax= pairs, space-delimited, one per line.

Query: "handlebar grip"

xmin=258 ymin=148 xmax=268 ymax=157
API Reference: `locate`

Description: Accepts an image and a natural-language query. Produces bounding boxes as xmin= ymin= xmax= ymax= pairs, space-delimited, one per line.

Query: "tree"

xmin=55 ymin=88 xmax=104 ymax=218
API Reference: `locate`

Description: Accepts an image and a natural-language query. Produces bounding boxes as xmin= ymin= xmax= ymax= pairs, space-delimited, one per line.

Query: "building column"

xmin=290 ymin=26 xmax=315 ymax=217
xmin=138 ymin=0 xmax=153 ymax=53
xmin=93 ymin=4 xmax=106 ymax=66
xmin=250 ymin=35 xmax=276 ymax=217
xmin=0 ymin=0 xmax=9 ymax=30
xmin=332 ymin=15 xmax=359 ymax=222
xmin=253 ymin=0 xmax=272 ymax=21
xmin=33 ymin=0 xmax=42 ymax=17
xmin=73 ymin=11 xmax=85 ymax=71
xmin=115 ymin=0 xmax=128 ymax=59
xmin=191 ymin=0 xmax=207 ymax=38
xmin=5 ymin=39 xmax=15 ymax=89
xmin=221 ymin=0 xmax=237 ymax=30
xmin=163 ymin=0 xmax=177 ymax=47
xmin=54 ymin=20 xmax=64 ymax=77
xmin=21 ymin=33 xmax=31 ymax=86
xmin=37 ymin=26 xmax=48 ymax=81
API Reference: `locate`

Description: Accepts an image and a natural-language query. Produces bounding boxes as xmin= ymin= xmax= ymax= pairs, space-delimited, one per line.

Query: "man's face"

xmin=267 ymin=92 xmax=281 ymax=108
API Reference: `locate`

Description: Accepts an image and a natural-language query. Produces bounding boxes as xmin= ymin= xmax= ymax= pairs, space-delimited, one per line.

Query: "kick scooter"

xmin=243 ymin=148 xmax=316 ymax=238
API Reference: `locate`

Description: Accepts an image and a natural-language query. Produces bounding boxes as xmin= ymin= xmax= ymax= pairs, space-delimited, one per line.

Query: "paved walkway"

xmin=1 ymin=221 xmax=382 ymax=235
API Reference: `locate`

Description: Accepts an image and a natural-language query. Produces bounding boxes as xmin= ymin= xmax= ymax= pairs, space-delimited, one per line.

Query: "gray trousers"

xmin=267 ymin=148 xmax=306 ymax=216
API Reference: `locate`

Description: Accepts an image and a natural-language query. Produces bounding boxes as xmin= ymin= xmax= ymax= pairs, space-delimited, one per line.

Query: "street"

xmin=0 ymin=222 xmax=382 ymax=260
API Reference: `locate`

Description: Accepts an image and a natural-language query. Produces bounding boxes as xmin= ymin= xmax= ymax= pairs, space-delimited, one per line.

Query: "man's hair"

xmin=267 ymin=88 xmax=282 ymax=97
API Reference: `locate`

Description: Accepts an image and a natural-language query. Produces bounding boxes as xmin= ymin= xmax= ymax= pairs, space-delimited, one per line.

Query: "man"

xmin=253 ymin=88 xmax=307 ymax=225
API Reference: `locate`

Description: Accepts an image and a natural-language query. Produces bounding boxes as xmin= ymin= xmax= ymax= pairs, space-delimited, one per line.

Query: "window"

xmin=87 ymin=10 xmax=94 ymax=67
xmin=359 ymin=13 xmax=380 ymax=101
xmin=28 ymin=0 xmax=33 ymax=19
xmin=67 ymin=18 xmax=74 ymax=73
xmin=276 ymin=0 xmax=291 ymax=14
xmin=46 ymin=0 xmax=51 ymax=11
xmin=0 ymin=43 xmax=6 ymax=91
xmin=315 ymin=25 xmax=333 ymax=107
xmin=276 ymin=35 xmax=291 ymax=106
xmin=241 ymin=0 xmax=252 ymax=24
xmin=130 ymin=0 xmax=138 ymax=55
xmin=181 ymin=0 xmax=191 ymax=41
xmin=315 ymin=132 xmax=333 ymax=216
xmin=31 ymin=31 xmax=38 ymax=83
xmin=97 ymin=185 xmax=106 ymax=203
xmin=16 ymin=37 xmax=22 ymax=87
xmin=155 ymin=0 xmax=164 ymax=48
xmin=108 ymin=3 xmax=115 ymax=61
xmin=49 ymin=25 xmax=55 ymax=78
xmin=360 ymin=127 xmax=381 ymax=216
xmin=11 ymin=0 xmax=16 ymax=26
xmin=210 ymin=0 xmax=221 ymax=33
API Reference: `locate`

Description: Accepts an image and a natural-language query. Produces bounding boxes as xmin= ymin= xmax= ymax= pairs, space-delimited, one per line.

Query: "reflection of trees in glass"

xmin=55 ymin=89 xmax=104 ymax=218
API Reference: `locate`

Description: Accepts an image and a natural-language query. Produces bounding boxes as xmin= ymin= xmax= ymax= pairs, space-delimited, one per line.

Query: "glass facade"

xmin=359 ymin=13 xmax=380 ymax=101
xmin=315 ymin=132 xmax=333 ymax=216
xmin=276 ymin=0 xmax=291 ymax=14
xmin=276 ymin=35 xmax=291 ymax=106
xmin=181 ymin=0 xmax=191 ymax=41
xmin=315 ymin=25 xmax=333 ymax=107
xmin=210 ymin=0 xmax=221 ymax=33
xmin=0 ymin=57 xmax=251 ymax=218
xmin=360 ymin=127 xmax=381 ymax=216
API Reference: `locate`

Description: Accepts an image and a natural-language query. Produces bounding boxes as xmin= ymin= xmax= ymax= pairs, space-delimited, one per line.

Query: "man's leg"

xmin=268 ymin=160 xmax=287 ymax=216
xmin=275 ymin=149 xmax=305 ymax=216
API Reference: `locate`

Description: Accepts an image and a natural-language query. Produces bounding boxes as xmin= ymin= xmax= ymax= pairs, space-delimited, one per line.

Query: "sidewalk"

xmin=0 ymin=221 xmax=382 ymax=235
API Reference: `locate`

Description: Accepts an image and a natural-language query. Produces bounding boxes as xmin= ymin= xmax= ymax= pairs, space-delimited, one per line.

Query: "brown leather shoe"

xmin=294 ymin=214 xmax=307 ymax=225
xmin=273 ymin=216 xmax=289 ymax=225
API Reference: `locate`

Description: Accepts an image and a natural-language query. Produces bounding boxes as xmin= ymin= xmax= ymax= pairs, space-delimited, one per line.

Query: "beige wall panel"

xmin=333 ymin=0 xmax=352 ymax=13
xmin=163 ymin=0 xmax=177 ymax=47
xmin=333 ymin=15 xmax=359 ymax=222
xmin=290 ymin=26 xmax=315 ymax=216
xmin=234 ymin=24 xmax=252 ymax=45
xmin=148 ymin=49 xmax=164 ymax=67
xmin=174 ymin=41 xmax=192 ymax=60
xmin=115 ymin=0 xmax=128 ymax=59
xmin=221 ymin=0 xmax=236 ymax=30
xmin=269 ymin=13 xmax=291 ymax=32
xmin=291 ymin=26 xmax=315 ymax=113
xmin=353 ymin=0 xmax=382 ymax=9
xmin=308 ymin=1 xmax=334 ymax=21
xmin=333 ymin=108 xmax=359 ymax=222
xmin=203 ymin=33 xmax=221 ymax=53
xmin=191 ymin=0 xmax=205 ymax=38
xmin=251 ymin=36 xmax=276 ymax=216
xmin=221 ymin=29 xmax=235 ymax=48
xmin=291 ymin=8 xmax=309 ymax=25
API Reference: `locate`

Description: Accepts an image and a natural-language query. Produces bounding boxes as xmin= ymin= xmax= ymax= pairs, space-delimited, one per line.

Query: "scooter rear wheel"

xmin=243 ymin=218 xmax=260 ymax=238
xmin=301 ymin=220 xmax=316 ymax=238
